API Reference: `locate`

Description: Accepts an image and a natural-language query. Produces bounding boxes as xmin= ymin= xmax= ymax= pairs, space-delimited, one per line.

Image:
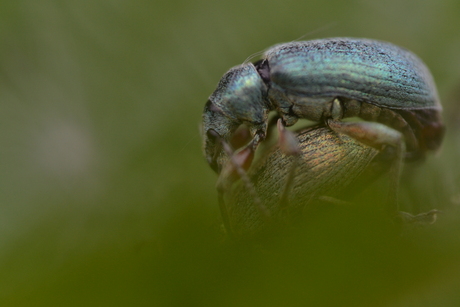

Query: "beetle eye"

xmin=204 ymin=99 xmax=222 ymax=113
xmin=206 ymin=129 xmax=220 ymax=143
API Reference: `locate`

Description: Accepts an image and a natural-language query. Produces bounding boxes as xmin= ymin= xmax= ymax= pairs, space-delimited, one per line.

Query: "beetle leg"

xmin=327 ymin=119 xmax=441 ymax=226
xmin=217 ymin=188 xmax=232 ymax=236
xmin=276 ymin=119 xmax=301 ymax=209
xmin=215 ymin=135 xmax=271 ymax=234
xmin=326 ymin=119 xmax=405 ymax=216
xmin=264 ymin=114 xmax=281 ymax=143
xmin=358 ymin=103 xmax=419 ymax=158
xmin=397 ymin=209 xmax=441 ymax=226
xmin=317 ymin=196 xmax=353 ymax=206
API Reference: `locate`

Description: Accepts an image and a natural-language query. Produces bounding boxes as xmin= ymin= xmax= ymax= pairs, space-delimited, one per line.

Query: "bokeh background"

xmin=1 ymin=0 xmax=460 ymax=306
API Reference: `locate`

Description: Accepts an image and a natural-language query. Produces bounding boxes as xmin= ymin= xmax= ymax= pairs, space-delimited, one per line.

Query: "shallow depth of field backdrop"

xmin=1 ymin=0 xmax=460 ymax=306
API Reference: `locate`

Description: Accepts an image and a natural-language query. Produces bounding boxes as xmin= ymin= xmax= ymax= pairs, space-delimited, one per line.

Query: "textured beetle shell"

xmin=265 ymin=38 xmax=441 ymax=110
xmin=225 ymin=126 xmax=388 ymax=236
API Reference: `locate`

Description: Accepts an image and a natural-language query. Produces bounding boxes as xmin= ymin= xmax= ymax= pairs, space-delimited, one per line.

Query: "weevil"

xmin=220 ymin=126 xmax=384 ymax=237
xmin=220 ymin=123 xmax=437 ymax=237
xmin=202 ymin=38 xmax=444 ymax=174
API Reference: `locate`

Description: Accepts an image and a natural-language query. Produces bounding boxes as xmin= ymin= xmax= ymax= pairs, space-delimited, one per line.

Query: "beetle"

xmin=221 ymin=123 xmax=439 ymax=237
xmin=221 ymin=124 xmax=384 ymax=236
xmin=202 ymin=38 xmax=444 ymax=175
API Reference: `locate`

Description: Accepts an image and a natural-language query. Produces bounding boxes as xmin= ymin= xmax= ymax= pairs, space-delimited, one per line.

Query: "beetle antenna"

xmin=244 ymin=25 xmax=337 ymax=64
xmin=277 ymin=119 xmax=301 ymax=209
xmin=180 ymin=131 xmax=201 ymax=154
xmin=291 ymin=22 xmax=339 ymax=42
xmin=243 ymin=49 xmax=266 ymax=64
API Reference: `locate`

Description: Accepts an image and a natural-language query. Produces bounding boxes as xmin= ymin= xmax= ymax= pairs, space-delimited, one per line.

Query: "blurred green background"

xmin=1 ymin=0 xmax=460 ymax=306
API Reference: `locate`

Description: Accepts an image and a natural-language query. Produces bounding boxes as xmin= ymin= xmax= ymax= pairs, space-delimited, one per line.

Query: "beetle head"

xmin=202 ymin=63 xmax=269 ymax=173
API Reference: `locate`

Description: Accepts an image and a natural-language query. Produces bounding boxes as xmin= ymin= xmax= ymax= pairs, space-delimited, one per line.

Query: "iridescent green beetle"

xmin=202 ymin=38 xmax=444 ymax=173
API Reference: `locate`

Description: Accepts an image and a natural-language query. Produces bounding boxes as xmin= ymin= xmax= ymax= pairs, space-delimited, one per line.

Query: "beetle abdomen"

xmin=266 ymin=38 xmax=440 ymax=110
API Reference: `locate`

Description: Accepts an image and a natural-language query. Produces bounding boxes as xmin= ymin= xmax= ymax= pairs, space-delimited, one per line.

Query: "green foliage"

xmin=0 ymin=0 xmax=459 ymax=305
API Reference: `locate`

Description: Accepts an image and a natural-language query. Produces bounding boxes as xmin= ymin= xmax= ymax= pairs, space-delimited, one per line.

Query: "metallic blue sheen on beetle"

xmin=202 ymin=37 xmax=444 ymax=173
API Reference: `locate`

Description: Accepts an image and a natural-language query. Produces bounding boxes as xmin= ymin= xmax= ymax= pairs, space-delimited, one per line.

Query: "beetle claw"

xmin=398 ymin=209 xmax=440 ymax=224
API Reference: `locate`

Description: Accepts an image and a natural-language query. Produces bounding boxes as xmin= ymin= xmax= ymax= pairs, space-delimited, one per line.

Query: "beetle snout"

xmin=205 ymin=129 xmax=223 ymax=173
xmin=207 ymin=156 xmax=220 ymax=173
